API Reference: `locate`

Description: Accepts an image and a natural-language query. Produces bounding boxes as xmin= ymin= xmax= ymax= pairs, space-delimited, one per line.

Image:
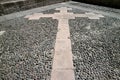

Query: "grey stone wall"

xmin=0 ymin=0 xmax=69 ymax=16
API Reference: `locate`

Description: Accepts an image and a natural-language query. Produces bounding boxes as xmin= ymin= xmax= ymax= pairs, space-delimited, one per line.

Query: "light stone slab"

xmin=53 ymin=39 xmax=73 ymax=69
xmin=51 ymin=70 xmax=75 ymax=80
xmin=0 ymin=31 xmax=5 ymax=36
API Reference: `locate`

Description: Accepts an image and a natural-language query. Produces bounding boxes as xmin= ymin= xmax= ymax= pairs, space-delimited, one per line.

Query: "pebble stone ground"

xmin=69 ymin=9 xmax=120 ymax=80
xmin=0 ymin=9 xmax=58 ymax=80
xmin=0 ymin=1 xmax=120 ymax=80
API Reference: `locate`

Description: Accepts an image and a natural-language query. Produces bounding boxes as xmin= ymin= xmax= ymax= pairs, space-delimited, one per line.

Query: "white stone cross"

xmin=25 ymin=7 xmax=104 ymax=80
xmin=25 ymin=7 xmax=104 ymax=20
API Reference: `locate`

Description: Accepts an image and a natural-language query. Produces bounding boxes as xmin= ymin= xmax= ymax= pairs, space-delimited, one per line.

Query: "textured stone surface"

xmin=51 ymin=70 xmax=75 ymax=80
xmin=0 ymin=31 xmax=5 ymax=36
xmin=0 ymin=0 xmax=68 ymax=15
xmin=24 ymin=7 xmax=75 ymax=80
xmin=0 ymin=2 xmax=120 ymax=80
xmin=0 ymin=9 xmax=58 ymax=80
xmin=69 ymin=1 xmax=120 ymax=15
xmin=69 ymin=8 xmax=120 ymax=80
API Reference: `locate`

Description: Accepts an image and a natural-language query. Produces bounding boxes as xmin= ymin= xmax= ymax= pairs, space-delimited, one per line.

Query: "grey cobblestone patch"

xmin=69 ymin=2 xmax=120 ymax=15
xmin=0 ymin=2 xmax=65 ymax=22
xmin=69 ymin=16 xmax=120 ymax=80
xmin=42 ymin=9 xmax=60 ymax=14
xmin=68 ymin=8 xmax=88 ymax=14
xmin=0 ymin=18 xmax=26 ymax=31
xmin=0 ymin=15 xmax=58 ymax=80
xmin=66 ymin=2 xmax=120 ymax=20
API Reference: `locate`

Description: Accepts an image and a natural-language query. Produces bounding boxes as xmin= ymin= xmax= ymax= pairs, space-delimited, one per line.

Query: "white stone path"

xmin=25 ymin=7 xmax=104 ymax=80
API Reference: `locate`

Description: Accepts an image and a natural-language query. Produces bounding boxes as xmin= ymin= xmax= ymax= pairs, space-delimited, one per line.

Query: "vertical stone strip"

xmin=51 ymin=10 xmax=75 ymax=80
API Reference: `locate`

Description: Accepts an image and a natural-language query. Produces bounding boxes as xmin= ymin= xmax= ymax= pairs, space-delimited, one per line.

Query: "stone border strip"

xmin=0 ymin=1 xmax=120 ymax=22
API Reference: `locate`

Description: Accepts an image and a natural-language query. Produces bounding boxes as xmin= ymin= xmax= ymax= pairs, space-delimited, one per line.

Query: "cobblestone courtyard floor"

xmin=0 ymin=1 xmax=120 ymax=80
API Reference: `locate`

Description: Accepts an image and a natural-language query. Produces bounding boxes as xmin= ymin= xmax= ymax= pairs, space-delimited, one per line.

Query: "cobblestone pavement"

xmin=0 ymin=9 xmax=58 ymax=80
xmin=69 ymin=8 xmax=120 ymax=80
xmin=0 ymin=2 xmax=120 ymax=80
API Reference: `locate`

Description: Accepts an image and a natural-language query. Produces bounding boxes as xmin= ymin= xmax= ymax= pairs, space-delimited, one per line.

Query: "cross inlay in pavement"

xmin=25 ymin=7 xmax=104 ymax=80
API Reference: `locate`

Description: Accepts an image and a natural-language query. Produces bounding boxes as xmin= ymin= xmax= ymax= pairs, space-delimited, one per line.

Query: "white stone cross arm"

xmin=24 ymin=13 xmax=54 ymax=20
xmin=24 ymin=7 xmax=104 ymax=20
